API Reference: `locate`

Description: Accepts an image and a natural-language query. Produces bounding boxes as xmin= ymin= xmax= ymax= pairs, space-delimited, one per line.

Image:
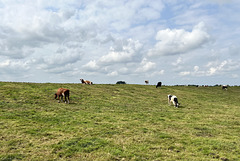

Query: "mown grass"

xmin=0 ymin=82 xmax=239 ymax=160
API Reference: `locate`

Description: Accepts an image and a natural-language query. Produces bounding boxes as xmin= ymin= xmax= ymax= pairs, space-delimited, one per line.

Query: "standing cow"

xmin=55 ymin=88 xmax=70 ymax=104
xmin=145 ymin=80 xmax=149 ymax=85
xmin=80 ymin=79 xmax=93 ymax=85
xmin=222 ymin=85 xmax=228 ymax=90
xmin=168 ymin=94 xmax=180 ymax=108
xmin=156 ymin=82 xmax=162 ymax=88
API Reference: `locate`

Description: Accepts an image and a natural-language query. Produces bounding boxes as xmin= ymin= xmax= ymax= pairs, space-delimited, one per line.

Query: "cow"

xmin=222 ymin=85 xmax=228 ymax=90
xmin=145 ymin=80 xmax=149 ymax=85
xmin=80 ymin=79 xmax=93 ymax=85
xmin=55 ymin=88 xmax=70 ymax=104
xmin=168 ymin=94 xmax=180 ymax=108
xmin=156 ymin=82 xmax=162 ymax=88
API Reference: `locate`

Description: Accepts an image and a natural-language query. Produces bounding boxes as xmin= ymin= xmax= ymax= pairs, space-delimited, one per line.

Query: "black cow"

xmin=222 ymin=85 xmax=228 ymax=90
xmin=156 ymin=82 xmax=162 ymax=88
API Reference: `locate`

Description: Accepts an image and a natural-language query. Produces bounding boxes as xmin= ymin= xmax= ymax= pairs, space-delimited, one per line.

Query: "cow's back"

xmin=63 ymin=89 xmax=70 ymax=96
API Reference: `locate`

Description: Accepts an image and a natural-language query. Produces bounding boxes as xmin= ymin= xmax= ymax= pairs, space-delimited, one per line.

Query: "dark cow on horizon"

xmin=222 ymin=85 xmax=228 ymax=90
xmin=156 ymin=82 xmax=162 ymax=88
xmin=145 ymin=80 xmax=149 ymax=85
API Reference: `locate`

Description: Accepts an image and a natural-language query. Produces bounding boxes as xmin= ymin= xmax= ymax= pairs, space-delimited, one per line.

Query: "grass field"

xmin=0 ymin=82 xmax=239 ymax=160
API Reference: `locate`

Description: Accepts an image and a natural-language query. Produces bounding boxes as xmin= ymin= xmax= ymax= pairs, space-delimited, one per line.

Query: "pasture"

xmin=0 ymin=82 xmax=239 ymax=160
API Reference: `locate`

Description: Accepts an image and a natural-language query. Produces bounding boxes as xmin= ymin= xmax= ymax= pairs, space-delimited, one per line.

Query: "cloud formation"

xmin=98 ymin=39 xmax=142 ymax=65
xmin=148 ymin=22 xmax=210 ymax=56
xmin=0 ymin=0 xmax=239 ymax=85
xmin=83 ymin=38 xmax=146 ymax=77
xmin=179 ymin=59 xmax=240 ymax=78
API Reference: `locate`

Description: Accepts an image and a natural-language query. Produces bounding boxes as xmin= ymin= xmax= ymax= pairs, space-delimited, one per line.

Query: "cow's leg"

xmin=66 ymin=95 xmax=70 ymax=104
xmin=58 ymin=95 xmax=60 ymax=103
xmin=173 ymin=101 xmax=179 ymax=108
xmin=60 ymin=95 xmax=63 ymax=103
xmin=61 ymin=93 xmax=64 ymax=103
xmin=64 ymin=95 xmax=68 ymax=103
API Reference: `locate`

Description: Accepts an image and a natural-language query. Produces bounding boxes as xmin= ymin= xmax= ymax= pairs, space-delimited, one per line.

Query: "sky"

xmin=0 ymin=0 xmax=240 ymax=85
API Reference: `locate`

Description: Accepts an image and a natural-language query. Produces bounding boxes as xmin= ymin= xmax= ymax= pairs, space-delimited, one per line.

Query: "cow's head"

xmin=176 ymin=103 xmax=180 ymax=108
xmin=54 ymin=93 xmax=57 ymax=99
xmin=80 ymin=79 xmax=85 ymax=83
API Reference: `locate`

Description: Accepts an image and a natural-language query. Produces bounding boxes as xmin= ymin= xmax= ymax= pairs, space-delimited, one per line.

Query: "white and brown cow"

xmin=168 ymin=94 xmax=180 ymax=108
xmin=80 ymin=79 xmax=93 ymax=85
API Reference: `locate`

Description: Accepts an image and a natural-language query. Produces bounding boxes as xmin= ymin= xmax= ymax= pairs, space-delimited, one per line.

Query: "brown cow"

xmin=80 ymin=79 xmax=93 ymax=85
xmin=55 ymin=88 xmax=70 ymax=104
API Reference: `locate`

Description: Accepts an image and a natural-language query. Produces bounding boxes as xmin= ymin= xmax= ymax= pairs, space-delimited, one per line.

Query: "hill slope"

xmin=0 ymin=82 xmax=239 ymax=160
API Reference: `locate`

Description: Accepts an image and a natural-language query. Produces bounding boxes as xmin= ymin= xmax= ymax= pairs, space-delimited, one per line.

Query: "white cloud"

xmin=136 ymin=58 xmax=156 ymax=72
xmin=83 ymin=38 xmax=144 ymax=76
xmin=83 ymin=60 xmax=99 ymax=71
xmin=149 ymin=70 xmax=164 ymax=77
xmin=118 ymin=67 xmax=129 ymax=74
xmin=107 ymin=71 xmax=118 ymax=77
xmin=172 ymin=57 xmax=183 ymax=66
xmin=206 ymin=60 xmax=240 ymax=76
xmin=206 ymin=61 xmax=227 ymax=76
xmin=35 ymin=43 xmax=83 ymax=73
xmin=193 ymin=66 xmax=199 ymax=72
xmin=179 ymin=71 xmax=191 ymax=76
xmin=148 ymin=22 xmax=210 ymax=57
xmin=0 ymin=1 xmax=239 ymax=85
xmin=178 ymin=59 xmax=240 ymax=78
xmin=98 ymin=39 xmax=142 ymax=65
xmin=0 ymin=59 xmax=30 ymax=74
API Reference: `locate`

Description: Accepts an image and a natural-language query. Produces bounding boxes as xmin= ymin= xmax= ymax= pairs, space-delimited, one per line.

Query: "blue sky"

xmin=0 ymin=0 xmax=239 ymax=85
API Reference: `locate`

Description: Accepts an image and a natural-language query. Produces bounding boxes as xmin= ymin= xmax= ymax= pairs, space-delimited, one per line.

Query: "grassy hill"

xmin=0 ymin=82 xmax=239 ymax=160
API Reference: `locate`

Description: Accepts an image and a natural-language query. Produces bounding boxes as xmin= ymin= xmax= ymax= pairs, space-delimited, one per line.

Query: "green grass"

xmin=0 ymin=82 xmax=239 ymax=160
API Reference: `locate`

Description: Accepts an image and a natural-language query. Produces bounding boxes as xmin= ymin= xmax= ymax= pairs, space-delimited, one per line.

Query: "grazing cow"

xmin=156 ymin=82 xmax=162 ymax=88
xmin=222 ymin=85 xmax=228 ymax=90
xmin=168 ymin=94 xmax=180 ymax=108
xmin=80 ymin=79 xmax=93 ymax=85
xmin=145 ymin=80 xmax=149 ymax=85
xmin=55 ymin=88 xmax=70 ymax=104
